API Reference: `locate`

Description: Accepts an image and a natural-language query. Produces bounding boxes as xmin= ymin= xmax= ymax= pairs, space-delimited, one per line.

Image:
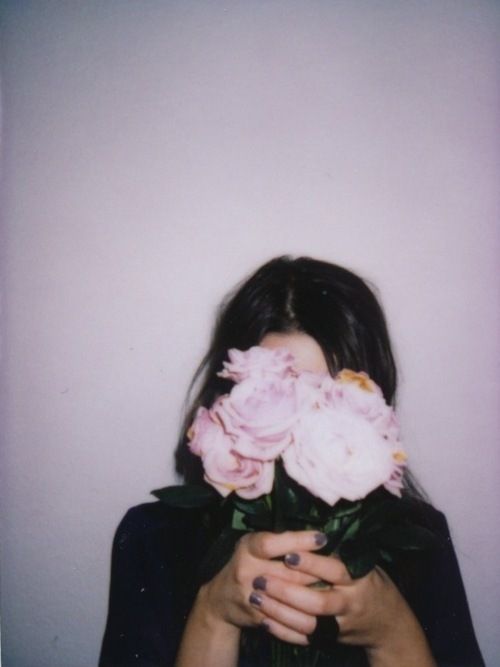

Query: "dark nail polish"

xmin=260 ymin=620 xmax=270 ymax=632
xmin=314 ymin=532 xmax=328 ymax=547
xmin=249 ymin=592 xmax=263 ymax=607
xmin=252 ymin=576 xmax=267 ymax=591
xmin=284 ymin=552 xmax=300 ymax=566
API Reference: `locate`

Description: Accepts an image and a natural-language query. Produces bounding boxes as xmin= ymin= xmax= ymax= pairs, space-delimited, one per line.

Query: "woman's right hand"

xmin=198 ymin=530 xmax=327 ymax=645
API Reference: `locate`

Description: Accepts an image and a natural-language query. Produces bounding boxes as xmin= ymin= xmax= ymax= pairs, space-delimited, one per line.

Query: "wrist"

xmin=194 ymin=583 xmax=241 ymax=641
xmin=366 ymin=611 xmax=436 ymax=667
xmin=174 ymin=584 xmax=241 ymax=667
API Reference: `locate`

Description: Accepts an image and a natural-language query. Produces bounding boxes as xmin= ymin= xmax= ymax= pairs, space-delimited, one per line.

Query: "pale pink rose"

xmin=214 ymin=375 xmax=299 ymax=461
xmin=218 ymin=346 xmax=296 ymax=383
xmin=294 ymin=370 xmax=328 ymax=400
xmin=374 ymin=409 xmax=402 ymax=447
xmin=187 ymin=406 xmax=215 ymax=457
xmin=202 ymin=443 xmax=275 ymax=499
xmin=335 ymin=372 xmax=403 ymax=452
xmin=334 ymin=370 xmax=390 ymax=422
xmin=282 ymin=402 xmax=406 ymax=505
xmin=190 ymin=356 xmax=407 ymax=503
xmin=303 ymin=372 xmax=345 ymax=410
xmin=275 ymin=372 xmax=323 ymax=427
xmin=188 ymin=407 xmax=274 ymax=499
xmin=318 ymin=374 xmax=344 ymax=404
xmin=336 ymin=369 xmax=381 ymax=393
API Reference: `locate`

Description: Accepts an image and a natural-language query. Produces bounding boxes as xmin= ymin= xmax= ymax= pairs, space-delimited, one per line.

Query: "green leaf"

xmin=284 ymin=484 xmax=299 ymax=507
xmin=344 ymin=549 xmax=378 ymax=578
xmin=243 ymin=513 xmax=274 ymax=531
xmin=288 ymin=513 xmax=325 ymax=527
xmin=379 ymin=548 xmax=393 ymax=563
xmin=151 ymin=484 xmax=218 ymax=508
xmin=330 ymin=500 xmax=363 ymax=519
xmin=233 ymin=495 xmax=270 ymax=516
xmin=339 ymin=517 xmax=362 ymax=542
xmin=231 ymin=508 xmax=249 ymax=531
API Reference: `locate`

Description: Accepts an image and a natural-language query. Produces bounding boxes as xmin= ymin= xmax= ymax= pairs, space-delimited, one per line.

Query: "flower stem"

xmin=272 ymin=463 xmax=285 ymax=532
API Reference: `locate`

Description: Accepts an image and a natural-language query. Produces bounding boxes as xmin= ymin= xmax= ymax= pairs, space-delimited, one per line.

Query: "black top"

xmin=99 ymin=501 xmax=484 ymax=667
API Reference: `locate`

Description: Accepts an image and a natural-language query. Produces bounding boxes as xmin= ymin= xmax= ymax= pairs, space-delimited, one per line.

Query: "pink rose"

xmin=188 ymin=407 xmax=274 ymax=499
xmin=295 ymin=371 xmax=343 ymax=411
xmin=189 ymin=350 xmax=407 ymax=505
xmin=282 ymin=402 xmax=406 ymax=505
xmin=334 ymin=369 xmax=390 ymax=422
xmin=326 ymin=371 xmax=403 ymax=447
xmin=335 ymin=369 xmax=400 ymax=446
xmin=213 ymin=376 xmax=300 ymax=461
xmin=218 ymin=346 xmax=296 ymax=383
xmin=374 ymin=410 xmax=402 ymax=447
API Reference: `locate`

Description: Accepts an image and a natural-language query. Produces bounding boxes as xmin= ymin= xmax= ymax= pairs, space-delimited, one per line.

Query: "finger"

xmin=245 ymin=531 xmax=327 ymax=560
xmin=284 ymin=551 xmax=352 ymax=585
xmin=260 ymin=617 xmax=309 ymax=646
xmin=248 ymin=590 xmax=316 ymax=636
xmin=252 ymin=575 xmax=346 ymax=616
xmin=265 ymin=561 xmax=319 ymax=587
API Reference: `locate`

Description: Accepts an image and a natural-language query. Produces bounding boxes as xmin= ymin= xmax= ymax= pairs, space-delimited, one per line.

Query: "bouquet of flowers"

xmin=153 ymin=347 xmax=437 ymax=665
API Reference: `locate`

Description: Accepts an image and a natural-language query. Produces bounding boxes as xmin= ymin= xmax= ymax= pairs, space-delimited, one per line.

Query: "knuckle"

xmin=331 ymin=559 xmax=342 ymax=574
xmin=250 ymin=609 xmax=264 ymax=627
xmin=332 ymin=561 xmax=347 ymax=581
xmin=304 ymin=615 xmax=317 ymax=635
xmin=254 ymin=531 xmax=273 ymax=556
xmin=347 ymin=594 xmax=360 ymax=616
xmin=237 ymin=533 xmax=251 ymax=551
xmin=234 ymin=566 xmax=245 ymax=586
xmin=373 ymin=566 xmax=389 ymax=588
xmin=318 ymin=593 xmax=333 ymax=615
xmin=231 ymin=551 xmax=248 ymax=585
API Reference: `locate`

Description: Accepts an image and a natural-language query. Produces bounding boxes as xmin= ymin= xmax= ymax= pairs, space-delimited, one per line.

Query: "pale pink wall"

xmin=1 ymin=1 xmax=499 ymax=665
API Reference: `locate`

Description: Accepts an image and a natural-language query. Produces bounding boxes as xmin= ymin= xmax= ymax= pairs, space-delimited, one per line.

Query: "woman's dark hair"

xmin=175 ymin=255 xmax=426 ymax=499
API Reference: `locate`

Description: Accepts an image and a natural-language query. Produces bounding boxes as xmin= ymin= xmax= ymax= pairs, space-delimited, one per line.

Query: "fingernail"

xmin=260 ymin=620 xmax=270 ymax=632
xmin=252 ymin=576 xmax=267 ymax=591
xmin=314 ymin=532 xmax=327 ymax=547
xmin=284 ymin=552 xmax=300 ymax=566
xmin=249 ymin=592 xmax=263 ymax=607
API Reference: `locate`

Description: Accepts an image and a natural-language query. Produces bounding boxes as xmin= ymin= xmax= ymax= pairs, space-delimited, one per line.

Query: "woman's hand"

xmin=249 ymin=550 xmax=437 ymax=666
xmin=175 ymin=530 xmax=326 ymax=667
xmin=199 ymin=530 xmax=326 ymax=642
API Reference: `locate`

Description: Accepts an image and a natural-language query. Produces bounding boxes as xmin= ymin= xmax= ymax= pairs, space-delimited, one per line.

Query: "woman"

xmin=99 ymin=256 xmax=484 ymax=667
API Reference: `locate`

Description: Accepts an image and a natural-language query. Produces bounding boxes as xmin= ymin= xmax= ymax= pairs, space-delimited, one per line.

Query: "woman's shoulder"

xmin=112 ymin=501 xmax=206 ymax=553
xmin=117 ymin=500 xmax=198 ymax=529
xmin=399 ymin=499 xmax=485 ymax=665
xmin=100 ymin=502 xmax=207 ymax=667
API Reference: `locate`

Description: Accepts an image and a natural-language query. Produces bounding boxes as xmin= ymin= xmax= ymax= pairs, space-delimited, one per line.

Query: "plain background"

xmin=1 ymin=1 xmax=499 ymax=665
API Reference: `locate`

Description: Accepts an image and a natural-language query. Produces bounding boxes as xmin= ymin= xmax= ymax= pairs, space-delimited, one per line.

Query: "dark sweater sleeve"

xmin=99 ymin=504 xmax=202 ymax=667
xmin=405 ymin=509 xmax=484 ymax=667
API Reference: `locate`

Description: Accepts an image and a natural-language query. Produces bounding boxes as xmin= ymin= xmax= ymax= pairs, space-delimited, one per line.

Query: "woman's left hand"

xmin=249 ymin=550 xmax=437 ymax=666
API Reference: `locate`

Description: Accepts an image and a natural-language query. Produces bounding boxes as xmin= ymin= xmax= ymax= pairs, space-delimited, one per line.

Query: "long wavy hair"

xmin=175 ymin=255 xmax=425 ymax=499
